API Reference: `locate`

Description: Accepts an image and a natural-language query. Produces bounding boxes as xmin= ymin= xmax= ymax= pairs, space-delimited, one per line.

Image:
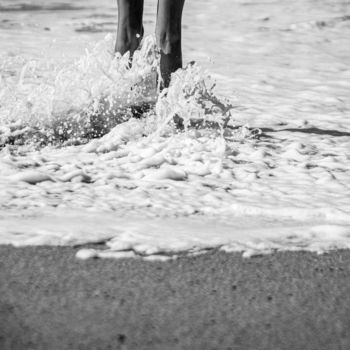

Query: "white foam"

xmin=1 ymin=0 xmax=350 ymax=259
xmin=1 ymin=209 xmax=350 ymax=259
xmin=1 ymin=112 xmax=350 ymax=259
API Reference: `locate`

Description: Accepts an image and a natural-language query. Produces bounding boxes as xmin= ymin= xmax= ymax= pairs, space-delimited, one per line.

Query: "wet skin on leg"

xmin=156 ymin=0 xmax=185 ymax=88
xmin=115 ymin=0 xmax=144 ymax=58
xmin=115 ymin=0 xmax=185 ymax=88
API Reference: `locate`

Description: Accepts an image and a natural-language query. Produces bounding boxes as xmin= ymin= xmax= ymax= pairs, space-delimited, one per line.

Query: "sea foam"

xmin=1 ymin=35 xmax=350 ymax=260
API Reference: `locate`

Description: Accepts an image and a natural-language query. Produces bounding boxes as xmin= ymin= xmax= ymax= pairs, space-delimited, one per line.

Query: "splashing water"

xmin=0 ymin=34 xmax=242 ymax=146
xmin=1 ymin=30 xmax=350 ymax=260
xmin=0 ymin=35 xmax=156 ymax=145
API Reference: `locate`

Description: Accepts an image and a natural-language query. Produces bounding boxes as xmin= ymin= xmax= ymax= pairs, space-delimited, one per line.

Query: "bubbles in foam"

xmin=9 ymin=34 xmax=347 ymax=260
xmin=1 ymin=0 xmax=350 ymax=260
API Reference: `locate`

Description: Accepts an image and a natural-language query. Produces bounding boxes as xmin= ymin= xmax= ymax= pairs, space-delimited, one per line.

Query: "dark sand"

xmin=1 ymin=246 xmax=350 ymax=350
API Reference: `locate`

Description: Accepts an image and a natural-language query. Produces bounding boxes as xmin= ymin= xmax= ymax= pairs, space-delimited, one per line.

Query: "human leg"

xmin=156 ymin=0 xmax=185 ymax=88
xmin=115 ymin=0 xmax=144 ymax=58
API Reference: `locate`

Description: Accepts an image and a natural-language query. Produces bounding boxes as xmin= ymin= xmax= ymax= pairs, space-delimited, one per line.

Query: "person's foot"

xmin=159 ymin=50 xmax=182 ymax=89
xmin=115 ymin=25 xmax=144 ymax=59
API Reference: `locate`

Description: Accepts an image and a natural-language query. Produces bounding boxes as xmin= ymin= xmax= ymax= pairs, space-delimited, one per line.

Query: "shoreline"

xmin=1 ymin=245 xmax=350 ymax=349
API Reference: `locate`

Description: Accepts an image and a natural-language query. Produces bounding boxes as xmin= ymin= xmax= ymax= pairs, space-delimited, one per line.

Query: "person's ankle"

xmin=115 ymin=27 xmax=143 ymax=56
xmin=159 ymin=51 xmax=182 ymax=88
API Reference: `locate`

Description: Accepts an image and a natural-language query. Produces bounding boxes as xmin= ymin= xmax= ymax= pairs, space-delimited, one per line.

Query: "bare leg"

xmin=115 ymin=0 xmax=144 ymax=58
xmin=156 ymin=0 xmax=185 ymax=88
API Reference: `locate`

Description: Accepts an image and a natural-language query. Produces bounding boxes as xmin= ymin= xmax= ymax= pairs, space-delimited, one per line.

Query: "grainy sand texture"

xmin=1 ymin=246 xmax=350 ymax=350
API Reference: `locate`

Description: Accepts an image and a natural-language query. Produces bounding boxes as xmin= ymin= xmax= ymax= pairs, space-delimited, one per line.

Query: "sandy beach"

xmin=1 ymin=246 xmax=350 ymax=350
xmin=1 ymin=1 xmax=350 ymax=348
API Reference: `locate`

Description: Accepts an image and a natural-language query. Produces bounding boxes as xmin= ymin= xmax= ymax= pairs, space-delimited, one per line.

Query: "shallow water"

xmin=0 ymin=0 xmax=350 ymax=259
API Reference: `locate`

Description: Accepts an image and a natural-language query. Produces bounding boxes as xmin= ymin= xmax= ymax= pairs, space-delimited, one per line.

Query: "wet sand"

xmin=1 ymin=246 xmax=350 ymax=350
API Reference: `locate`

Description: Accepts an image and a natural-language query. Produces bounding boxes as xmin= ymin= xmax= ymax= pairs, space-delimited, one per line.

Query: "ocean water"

xmin=0 ymin=0 xmax=350 ymax=260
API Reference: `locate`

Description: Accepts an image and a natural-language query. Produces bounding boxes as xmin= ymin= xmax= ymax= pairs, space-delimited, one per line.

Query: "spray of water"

xmin=0 ymin=34 xmax=254 ymax=149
